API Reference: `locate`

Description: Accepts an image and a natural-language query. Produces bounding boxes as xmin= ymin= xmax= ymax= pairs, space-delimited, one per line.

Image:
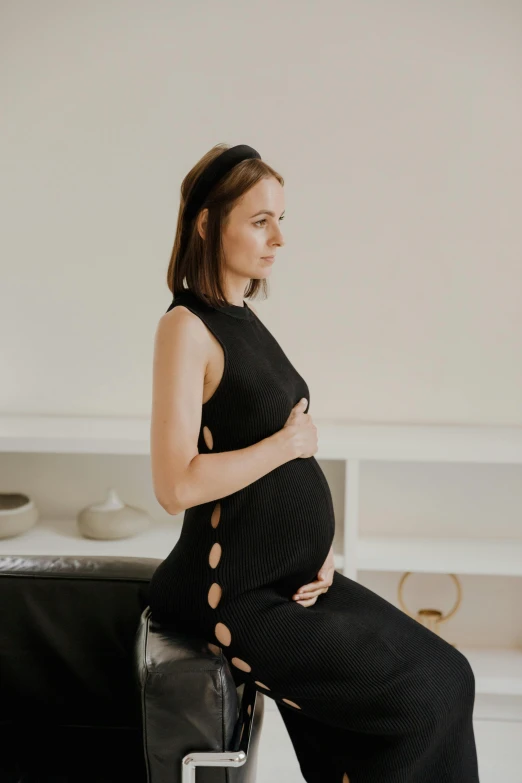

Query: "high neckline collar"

xmin=180 ymin=289 xmax=255 ymax=320
xmin=214 ymin=300 xmax=254 ymax=320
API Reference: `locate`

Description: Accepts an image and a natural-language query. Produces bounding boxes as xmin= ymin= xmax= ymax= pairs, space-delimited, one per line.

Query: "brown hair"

xmin=167 ymin=143 xmax=284 ymax=308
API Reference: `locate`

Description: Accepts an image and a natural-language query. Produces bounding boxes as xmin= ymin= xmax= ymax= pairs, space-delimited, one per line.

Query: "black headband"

xmin=184 ymin=144 xmax=261 ymax=223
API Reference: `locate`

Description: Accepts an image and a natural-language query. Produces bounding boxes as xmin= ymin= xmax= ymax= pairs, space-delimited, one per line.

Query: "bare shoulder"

xmin=159 ymin=305 xmax=211 ymax=348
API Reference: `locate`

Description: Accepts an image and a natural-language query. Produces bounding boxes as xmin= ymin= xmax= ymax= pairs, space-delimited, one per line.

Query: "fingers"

xmin=294 ymin=577 xmax=331 ymax=599
xmin=293 ymin=591 xmax=318 ymax=600
xmin=296 ymin=595 xmax=317 ymax=607
xmin=296 ymin=578 xmax=326 ymax=594
xmin=293 ymin=570 xmax=334 ymax=603
xmin=293 ymin=586 xmax=329 ymax=601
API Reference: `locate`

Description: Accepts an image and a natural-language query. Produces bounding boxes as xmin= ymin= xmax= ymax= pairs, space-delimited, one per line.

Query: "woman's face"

xmin=200 ymin=176 xmax=285 ymax=280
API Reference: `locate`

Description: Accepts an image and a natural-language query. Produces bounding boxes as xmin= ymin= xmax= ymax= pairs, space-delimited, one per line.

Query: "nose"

xmin=271 ymin=225 xmax=285 ymax=247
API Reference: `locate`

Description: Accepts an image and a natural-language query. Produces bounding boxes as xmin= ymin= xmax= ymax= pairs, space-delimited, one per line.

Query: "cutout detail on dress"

xmin=215 ymin=622 xmax=232 ymax=646
xmin=203 ymin=426 xmax=213 ymax=450
xmin=211 ymin=502 xmax=221 ymax=528
xmin=208 ymin=542 xmax=222 ymax=568
xmin=255 ymin=681 xmax=271 ymax=690
xmin=282 ymin=698 xmax=301 ymax=709
xmin=231 ymin=657 xmax=252 ymax=672
xmin=208 ymin=582 xmax=222 ymax=608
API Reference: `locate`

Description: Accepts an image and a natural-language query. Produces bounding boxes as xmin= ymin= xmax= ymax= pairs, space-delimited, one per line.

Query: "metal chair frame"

xmin=181 ymin=683 xmax=260 ymax=783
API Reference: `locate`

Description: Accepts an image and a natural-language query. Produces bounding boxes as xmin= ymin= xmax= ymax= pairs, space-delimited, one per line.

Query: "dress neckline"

xmin=180 ymin=289 xmax=255 ymax=320
xmin=215 ymin=300 xmax=254 ymax=320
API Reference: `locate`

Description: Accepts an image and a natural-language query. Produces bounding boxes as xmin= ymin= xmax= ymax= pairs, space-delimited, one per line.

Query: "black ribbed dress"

xmin=148 ymin=288 xmax=480 ymax=783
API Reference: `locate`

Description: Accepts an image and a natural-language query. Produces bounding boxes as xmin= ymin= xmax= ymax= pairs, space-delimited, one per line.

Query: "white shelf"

xmin=316 ymin=422 xmax=522 ymax=464
xmin=0 ymin=414 xmax=151 ymax=455
xmin=462 ymin=648 xmax=522 ymax=697
xmin=356 ymin=536 xmax=522 ymax=577
xmin=1 ymin=415 xmax=522 ymax=463
xmin=3 ymin=522 xmax=521 ymax=579
xmin=0 ymin=518 xmax=183 ymax=559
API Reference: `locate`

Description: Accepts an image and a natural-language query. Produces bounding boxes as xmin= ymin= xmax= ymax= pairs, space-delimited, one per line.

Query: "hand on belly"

xmin=292 ymin=545 xmax=335 ymax=607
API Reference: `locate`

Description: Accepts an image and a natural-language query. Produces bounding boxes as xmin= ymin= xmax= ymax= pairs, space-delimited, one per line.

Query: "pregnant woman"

xmin=148 ymin=143 xmax=479 ymax=782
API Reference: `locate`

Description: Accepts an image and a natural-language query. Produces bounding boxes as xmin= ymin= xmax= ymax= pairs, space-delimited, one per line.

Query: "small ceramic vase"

xmin=77 ymin=488 xmax=151 ymax=540
xmin=0 ymin=492 xmax=39 ymax=538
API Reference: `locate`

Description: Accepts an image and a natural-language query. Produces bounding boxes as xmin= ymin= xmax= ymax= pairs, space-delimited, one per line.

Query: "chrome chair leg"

xmin=181 ymin=683 xmax=259 ymax=783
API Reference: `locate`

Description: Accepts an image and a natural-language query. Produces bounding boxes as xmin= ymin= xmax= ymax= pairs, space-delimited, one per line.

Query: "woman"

xmin=148 ymin=143 xmax=480 ymax=782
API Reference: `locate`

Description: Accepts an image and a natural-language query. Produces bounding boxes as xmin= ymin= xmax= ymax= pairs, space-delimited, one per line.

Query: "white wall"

xmin=1 ymin=0 xmax=521 ymax=424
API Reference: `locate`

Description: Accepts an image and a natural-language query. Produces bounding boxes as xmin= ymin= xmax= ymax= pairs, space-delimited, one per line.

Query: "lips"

xmin=262 ymin=256 xmax=275 ymax=260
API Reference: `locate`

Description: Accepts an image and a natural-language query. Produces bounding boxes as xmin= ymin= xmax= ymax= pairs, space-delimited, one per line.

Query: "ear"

xmin=196 ymin=208 xmax=208 ymax=241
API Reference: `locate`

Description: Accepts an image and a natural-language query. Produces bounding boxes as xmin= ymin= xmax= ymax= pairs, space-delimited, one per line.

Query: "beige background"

xmin=1 ymin=0 xmax=521 ymax=425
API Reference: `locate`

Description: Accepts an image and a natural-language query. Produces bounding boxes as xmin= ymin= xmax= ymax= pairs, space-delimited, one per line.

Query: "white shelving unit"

xmin=1 ymin=415 xmax=521 ymax=716
xmin=356 ymin=535 xmax=522 ymax=577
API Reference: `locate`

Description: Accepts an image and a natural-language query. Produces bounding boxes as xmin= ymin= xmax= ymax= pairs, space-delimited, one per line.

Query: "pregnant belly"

xmin=217 ymin=458 xmax=335 ymax=597
xmin=150 ymin=457 xmax=336 ymax=618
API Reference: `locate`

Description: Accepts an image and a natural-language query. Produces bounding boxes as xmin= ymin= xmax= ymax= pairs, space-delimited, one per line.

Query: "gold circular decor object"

xmin=398 ymin=572 xmax=462 ymax=635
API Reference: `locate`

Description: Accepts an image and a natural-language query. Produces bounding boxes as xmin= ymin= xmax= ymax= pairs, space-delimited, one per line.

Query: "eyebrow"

xmin=250 ymin=210 xmax=285 ymax=218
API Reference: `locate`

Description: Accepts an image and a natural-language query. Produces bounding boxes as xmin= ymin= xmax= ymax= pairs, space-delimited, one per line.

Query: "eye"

xmin=254 ymin=216 xmax=285 ymax=227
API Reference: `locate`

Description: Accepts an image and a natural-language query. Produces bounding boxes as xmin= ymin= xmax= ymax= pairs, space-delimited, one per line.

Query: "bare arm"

xmin=150 ymin=305 xmax=298 ymax=516
xmin=178 ymin=430 xmax=296 ymax=513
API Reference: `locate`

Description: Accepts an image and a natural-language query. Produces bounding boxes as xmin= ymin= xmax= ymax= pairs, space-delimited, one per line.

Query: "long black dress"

xmin=148 ymin=288 xmax=480 ymax=783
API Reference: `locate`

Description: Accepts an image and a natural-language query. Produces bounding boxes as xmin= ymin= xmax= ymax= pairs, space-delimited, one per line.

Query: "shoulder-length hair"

xmin=167 ymin=143 xmax=284 ymax=308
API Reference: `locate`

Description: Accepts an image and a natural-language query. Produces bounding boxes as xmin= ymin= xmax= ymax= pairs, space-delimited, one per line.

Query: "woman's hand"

xmin=292 ymin=545 xmax=335 ymax=607
xmin=280 ymin=397 xmax=318 ymax=459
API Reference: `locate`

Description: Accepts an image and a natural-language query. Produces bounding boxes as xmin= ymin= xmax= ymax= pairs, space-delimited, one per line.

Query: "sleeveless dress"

xmin=148 ymin=288 xmax=479 ymax=783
